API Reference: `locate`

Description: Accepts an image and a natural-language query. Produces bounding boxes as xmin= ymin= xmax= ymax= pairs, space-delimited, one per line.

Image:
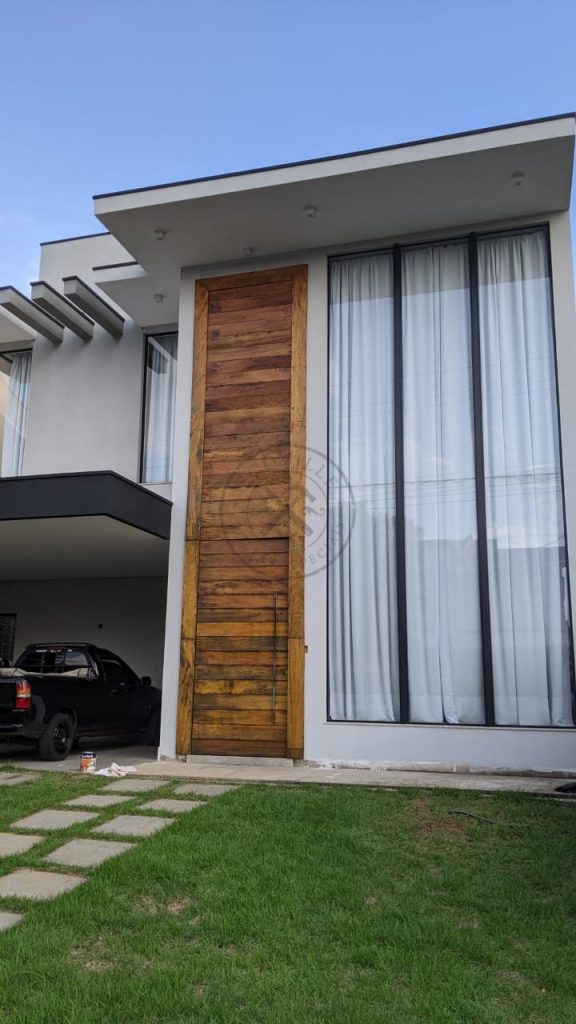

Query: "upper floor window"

xmin=0 ymin=350 xmax=32 ymax=478
xmin=141 ymin=332 xmax=178 ymax=484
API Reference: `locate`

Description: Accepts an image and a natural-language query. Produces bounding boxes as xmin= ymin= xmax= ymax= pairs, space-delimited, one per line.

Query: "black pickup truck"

xmin=0 ymin=643 xmax=161 ymax=760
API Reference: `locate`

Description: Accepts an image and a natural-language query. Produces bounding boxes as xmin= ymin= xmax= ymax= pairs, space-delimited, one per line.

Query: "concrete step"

xmin=185 ymin=754 xmax=294 ymax=768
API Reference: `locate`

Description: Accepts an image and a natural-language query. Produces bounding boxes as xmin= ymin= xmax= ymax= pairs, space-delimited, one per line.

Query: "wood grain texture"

xmin=177 ymin=266 xmax=307 ymax=757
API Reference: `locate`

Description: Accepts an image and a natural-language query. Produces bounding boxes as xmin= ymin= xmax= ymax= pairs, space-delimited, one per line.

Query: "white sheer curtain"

xmin=141 ymin=333 xmax=178 ymax=483
xmin=478 ymin=230 xmax=572 ymax=725
xmin=1 ymin=351 xmax=31 ymax=477
xmin=329 ymin=255 xmax=399 ymax=720
xmin=403 ymin=243 xmax=484 ymax=723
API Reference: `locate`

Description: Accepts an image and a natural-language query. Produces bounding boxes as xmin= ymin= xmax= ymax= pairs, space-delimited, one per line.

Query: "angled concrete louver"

xmin=30 ymin=281 xmax=94 ymax=341
xmin=0 ymin=286 xmax=64 ymax=345
xmin=62 ymin=276 xmax=124 ymax=338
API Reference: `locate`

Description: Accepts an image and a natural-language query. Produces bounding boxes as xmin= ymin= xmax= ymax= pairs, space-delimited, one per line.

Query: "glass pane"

xmin=0 ymin=351 xmax=31 ymax=478
xmin=329 ymin=254 xmax=400 ymax=721
xmin=402 ymin=242 xmax=484 ymax=723
xmin=141 ymin=333 xmax=178 ymax=483
xmin=478 ymin=230 xmax=573 ymax=725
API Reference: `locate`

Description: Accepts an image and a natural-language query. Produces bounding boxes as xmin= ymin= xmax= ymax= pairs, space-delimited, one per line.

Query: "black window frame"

xmin=327 ymin=223 xmax=575 ymax=728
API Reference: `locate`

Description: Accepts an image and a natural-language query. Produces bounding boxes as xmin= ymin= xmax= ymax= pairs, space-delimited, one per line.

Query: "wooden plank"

xmin=208 ymin=304 xmax=292 ymax=327
xmin=198 ymin=549 xmax=288 ymax=565
xmin=201 ymin=524 xmax=288 ymax=542
xmin=194 ymin=679 xmax=286 ymax=696
xmin=286 ymin=267 xmax=307 ymax=758
xmin=192 ymin=738 xmax=287 ymax=757
xmin=202 ymin=458 xmax=289 ymax=478
xmin=204 ymin=430 xmax=289 ymax=453
xmin=208 ymin=316 xmax=291 ymax=339
xmin=208 ymin=282 xmax=292 ymax=308
xmin=194 ymin=709 xmax=287 ymax=727
xmin=204 ymin=415 xmax=290 ymax=438
xmin=200 ymin=537 xmax=289 ymax=555
xmin=196 ymin=593 xmax=286 ymax=606
xmin=196 ymin=636 xmax=287 ymax=652
xmin=195 ymin=694 xmax=287 ymax=711
xmin=202 ymin=484 xmax=288 ymax=502
xmin=207 ymin=339 xmax=290 ymax=361
xmin=176 ymin=639 xmax=195 ymax=755
xmin=197 ymin=621 xmax=287 ymax=637
xmin=192 ymin=722 xmax=287 ymax=741
xmin=181 ymin=541 xmax=200 ymax=639
xmin=176 ymin=278 xmax=209 ymax=754
xmin=194 ymin=665 xmax=283 ymax=682
xmin=199 ymin=266 xmax=306 ymax=292
xmin=207 ymin=352 xmax=291 ymax=374
xmin=207 ymin=366 xmax=291 ymax=387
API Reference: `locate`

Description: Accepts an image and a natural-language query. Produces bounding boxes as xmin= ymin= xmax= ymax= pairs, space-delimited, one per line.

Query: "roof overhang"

xmin=0 ymin=472 xmax=171 ymax=581
xmin=93 ymin=115 xmax=575 ymax=273
xmin=0 ymin=307 xmax=35 ymax=352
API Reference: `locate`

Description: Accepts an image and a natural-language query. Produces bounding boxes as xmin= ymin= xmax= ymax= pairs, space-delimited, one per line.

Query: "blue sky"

xmin=1 ymin=0 xmax=575 ymax=289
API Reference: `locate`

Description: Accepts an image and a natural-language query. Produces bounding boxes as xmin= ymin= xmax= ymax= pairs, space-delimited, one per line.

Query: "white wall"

xmin=0 ymin=578 xmax=167 ymax=687
xmin=158 ymin=216 xmax=576 ymax=772
xmin=22 ymin=234 xmax=167 ymax=492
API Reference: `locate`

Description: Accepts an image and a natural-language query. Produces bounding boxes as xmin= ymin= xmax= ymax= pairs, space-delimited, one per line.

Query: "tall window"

xmin=141 ymin=333 xmax=178 ymax=484
xmin=0 ymin=350 xmax=32 ymax=478
xmin=328 ymin=228 xmax=573 ymax=727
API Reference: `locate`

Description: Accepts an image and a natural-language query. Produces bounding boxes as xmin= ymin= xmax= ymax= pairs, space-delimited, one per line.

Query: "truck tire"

xmin=38 ymin=713 xmax=75 ymax=761
xmin=145 ymin=709 xmax=161 ymax=746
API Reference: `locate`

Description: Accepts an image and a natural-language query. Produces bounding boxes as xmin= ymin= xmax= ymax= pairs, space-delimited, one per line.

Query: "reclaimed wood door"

xmin=177 ymin=266 xmax=307 ymax=758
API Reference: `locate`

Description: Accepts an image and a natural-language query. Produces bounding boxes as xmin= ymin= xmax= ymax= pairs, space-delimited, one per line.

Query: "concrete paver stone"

xmin=0 ymin=833 xmax=44 ymax=858
xmin=140 ymin=799 xmax=204 ymax=814
xmin=172 ymin=783 xmax=240 ymax=798
xmin=92 ymin=814 xmax=173 ymax=838
xmin=101 ymin=779 xmax=169 ymax=794
xmin=12 ymin=809 xmax=98 ymax=832
xmin=0 ymin=868 xmax=85 ymax=900
xmin=45 ymin=838 xmax=134 ymax=868
xmin=0 ymin=911 xmax=24 ymax=931
xmin=64 ymin=794 xmax=133 ymax=809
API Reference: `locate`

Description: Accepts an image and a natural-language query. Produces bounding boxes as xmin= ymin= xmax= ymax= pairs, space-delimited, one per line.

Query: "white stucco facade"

xmin=2 ymin=116 xmax=576 ymax=772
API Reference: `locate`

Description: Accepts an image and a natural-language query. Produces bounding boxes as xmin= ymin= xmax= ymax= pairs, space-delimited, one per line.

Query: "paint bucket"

xmin=80 ymin=752 xmax=96 ymax=773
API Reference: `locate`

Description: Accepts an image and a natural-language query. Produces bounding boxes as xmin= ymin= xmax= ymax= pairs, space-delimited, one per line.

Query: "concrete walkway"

xmin=129 ymin=759 xmax=573 ymax=795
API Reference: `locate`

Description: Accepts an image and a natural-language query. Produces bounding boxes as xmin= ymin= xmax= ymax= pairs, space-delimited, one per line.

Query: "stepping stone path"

xmin=140 ymin=798 xmax=204 ymax=814
xmin=102 ymin=779 xmax=169 ymax=794
xmin=46 ymin=838 xmax=133 ymax=868
xmin=173 ymin=783 xmax=238 ymax=798
xmin=65 ymin=794 xmax=133 ymax=809
xmin=12 ymin=809 xmax=98 ymax=831
xmin=0 ymin=911 xmax=23 ymax=932
xmin=0 ymin=868 xmax=85 ymax=900
xmin=93 ymin=814 xmax=174 ymax=838
xmin=0 ymin=774 xmax=39 ymax=787
xmin=0 ymin=774 xmax=243 ymax=930
xmin=0 ymin=833 xmax=43 ymax=858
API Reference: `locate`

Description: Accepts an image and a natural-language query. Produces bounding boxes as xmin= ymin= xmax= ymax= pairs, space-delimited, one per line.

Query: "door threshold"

xmin=186 ymin=754 xmax=295 ymax=768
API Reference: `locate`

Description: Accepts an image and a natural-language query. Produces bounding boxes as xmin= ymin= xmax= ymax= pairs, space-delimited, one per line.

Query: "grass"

xmin=0 ymin=767 xmax=575 ymax=1023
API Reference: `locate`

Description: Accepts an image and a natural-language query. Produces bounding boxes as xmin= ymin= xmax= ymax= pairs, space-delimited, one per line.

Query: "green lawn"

xmin=0 ymin=767 xmax=575 ymax=1024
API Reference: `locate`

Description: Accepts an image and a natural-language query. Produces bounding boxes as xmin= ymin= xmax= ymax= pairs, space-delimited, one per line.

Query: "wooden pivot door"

xmin=177 ymin=266 xmax=307 ymax=759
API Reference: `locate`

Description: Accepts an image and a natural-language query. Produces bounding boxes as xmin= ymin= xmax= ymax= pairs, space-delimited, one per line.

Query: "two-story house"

xmin=1 ymin=113 xmax=576 ymax=773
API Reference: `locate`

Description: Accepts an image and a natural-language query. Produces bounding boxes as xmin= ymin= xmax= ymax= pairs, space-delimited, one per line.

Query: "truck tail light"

xmin=15 ymin=680 xmax=31 ymax=710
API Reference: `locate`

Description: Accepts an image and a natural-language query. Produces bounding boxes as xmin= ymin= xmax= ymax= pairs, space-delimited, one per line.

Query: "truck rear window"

xmin=16 ymin=647 xmax=93 ymax=677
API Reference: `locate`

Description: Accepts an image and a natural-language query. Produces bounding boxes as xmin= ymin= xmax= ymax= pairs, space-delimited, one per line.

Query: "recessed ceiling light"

xmin=242 ymin=246 xmax=254 ymax=257
xmin=304 ymin=205 xmax=317 ymax=218
xmin=153 ymin=228 xmax=167 ymax=240
xmin=153 ymin=293 xmax=165 ymax=303
xmin=511 ymin=172 xmax=525 ymax=187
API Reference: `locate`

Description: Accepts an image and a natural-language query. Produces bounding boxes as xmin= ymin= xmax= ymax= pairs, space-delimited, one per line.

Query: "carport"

xmin=0 ymin=471 xmax=171 ymax=688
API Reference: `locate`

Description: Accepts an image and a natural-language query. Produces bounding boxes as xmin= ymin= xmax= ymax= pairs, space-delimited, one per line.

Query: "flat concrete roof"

xmin=93 ymin=115 xmax=575 ymax=274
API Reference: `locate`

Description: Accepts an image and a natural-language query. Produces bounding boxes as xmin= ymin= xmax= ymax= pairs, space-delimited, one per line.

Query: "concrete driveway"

xmin=0 ymin=738 xmax=158 ymax=773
